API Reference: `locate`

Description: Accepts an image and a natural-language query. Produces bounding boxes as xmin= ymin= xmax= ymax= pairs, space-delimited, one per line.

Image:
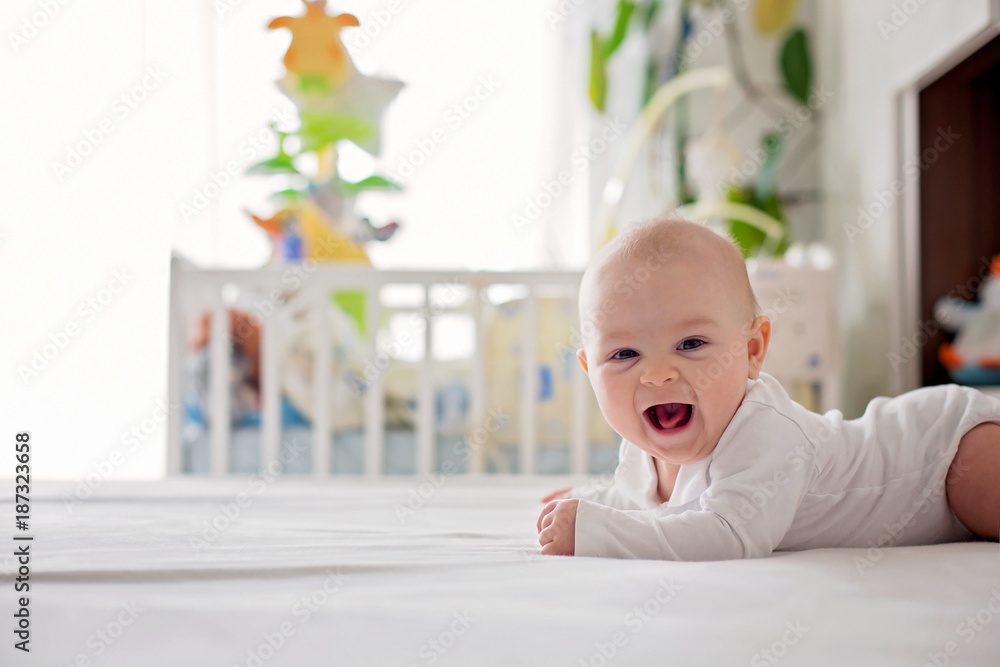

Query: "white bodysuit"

xmin=570 ymin=372 xmax=1000 ymax=560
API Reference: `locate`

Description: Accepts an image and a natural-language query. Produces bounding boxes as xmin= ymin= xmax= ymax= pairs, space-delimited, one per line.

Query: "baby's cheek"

xmin=593 ymin=382 xmax=620 ymax=413
xmin=600 ymin=400 xmax=633 ymax=436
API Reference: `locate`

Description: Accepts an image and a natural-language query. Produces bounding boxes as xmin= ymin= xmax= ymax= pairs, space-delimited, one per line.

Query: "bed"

xmin=8 ymin=475 xmax=999 ymax=666
xmin=21 ymin=257 xmax=988 ymax=664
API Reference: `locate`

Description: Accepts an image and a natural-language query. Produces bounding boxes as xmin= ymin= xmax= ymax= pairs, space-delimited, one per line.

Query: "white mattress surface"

xmin=1 ymin=476 xmax=998 ymax=666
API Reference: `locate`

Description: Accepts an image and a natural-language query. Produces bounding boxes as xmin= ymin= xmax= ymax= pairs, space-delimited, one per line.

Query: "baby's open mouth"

xmin=645 ymin=403 xmax=693 ymax=430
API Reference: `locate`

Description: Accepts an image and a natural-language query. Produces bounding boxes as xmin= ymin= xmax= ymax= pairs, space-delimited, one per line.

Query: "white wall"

xmin=0 ymin=0 xmax=578 ymax=480
xmin=815 ymin=0 xmax=998 ymax=416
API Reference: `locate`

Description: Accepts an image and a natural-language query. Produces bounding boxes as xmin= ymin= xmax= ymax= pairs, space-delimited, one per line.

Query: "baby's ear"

xmin=746 ymin=316 xmax=771 ymax=379
xmin=576 ymin=349 xmax=589 ymax=374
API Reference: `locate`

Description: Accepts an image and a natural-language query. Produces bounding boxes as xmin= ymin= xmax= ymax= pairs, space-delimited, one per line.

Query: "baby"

xmin=537 ymin=216 xmax=1000 ymax=560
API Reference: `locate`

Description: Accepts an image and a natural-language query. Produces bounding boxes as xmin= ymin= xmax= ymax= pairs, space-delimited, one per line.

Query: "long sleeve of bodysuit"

xmin=574 ymin=403 xmax=818 ymax=560
xmin=566 ymin=439 xmax=646 ymax=510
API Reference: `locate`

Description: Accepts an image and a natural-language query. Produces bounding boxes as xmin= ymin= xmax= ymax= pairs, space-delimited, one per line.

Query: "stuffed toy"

xmin=935 ymin=256 xmax=1000 ymax=385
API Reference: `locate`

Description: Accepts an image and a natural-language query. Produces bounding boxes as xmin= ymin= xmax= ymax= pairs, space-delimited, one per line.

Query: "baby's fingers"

xmin=540 ymin=509 xmax=559 ymax=535
xmin=538 ymin=524 xmax=554 ymax=547
xmin=538 ymin=525 xmax=573 ymax=556
xmin=540 ymin=540 xmax=565 ymax=556
xmin=536 ymin=500 xmax=558 ymax=533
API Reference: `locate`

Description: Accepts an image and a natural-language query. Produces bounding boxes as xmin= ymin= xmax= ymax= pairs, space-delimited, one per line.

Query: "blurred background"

xmin=2 ymin=0 xmax=999 ymax=479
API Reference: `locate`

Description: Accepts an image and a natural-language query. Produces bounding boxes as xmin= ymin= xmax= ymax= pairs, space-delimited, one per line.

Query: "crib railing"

xmin=168 ymin=254 xmax=839 ymax=477
xmin=167 ymin=254 xmax=591 ymax=477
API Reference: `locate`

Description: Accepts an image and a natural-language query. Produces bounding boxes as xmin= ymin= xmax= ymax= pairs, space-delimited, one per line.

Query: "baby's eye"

xmin=611 ymin=349 xmax=638 ymax=360
xmin=678 ymin=339 xmax=704 ymax=351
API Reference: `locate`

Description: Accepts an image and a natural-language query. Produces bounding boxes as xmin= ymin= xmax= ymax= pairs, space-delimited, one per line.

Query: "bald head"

xmin=579 ymin=216 xmax=759 ymax=344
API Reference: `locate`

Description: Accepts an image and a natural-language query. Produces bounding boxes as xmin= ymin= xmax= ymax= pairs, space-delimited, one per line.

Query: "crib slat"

xmin=166 ymin=258 xmax=185 ymax=475
xmin=570 ymin=341 xmax=589 ymax=475
xmin=416 ymin=286 xmax=435 ymax=475
xmin=209 ymin=301 xmax=230 ymax=475
xmin=519 ymin=288 xmax=538 ymax=474
xmin=312 ymin=296 xmax=331 ymax=476
xmin=469 ymin=282 xmax=487 ymax=474
xmin=260 ymin=305 xmax=280 ymax=476
xmin=364 ymin=284 xmax=384 ymax=477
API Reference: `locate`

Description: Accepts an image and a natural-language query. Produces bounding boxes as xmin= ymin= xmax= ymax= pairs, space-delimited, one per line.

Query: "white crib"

xmin=167 ymin=253 xmax=839 ymax=477
xmin=167 ymin=254 xmax=600 ymax=477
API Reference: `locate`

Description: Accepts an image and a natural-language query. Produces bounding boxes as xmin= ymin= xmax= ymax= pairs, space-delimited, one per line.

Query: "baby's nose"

xmin=640 ymin=359 xmax=678 ymax=386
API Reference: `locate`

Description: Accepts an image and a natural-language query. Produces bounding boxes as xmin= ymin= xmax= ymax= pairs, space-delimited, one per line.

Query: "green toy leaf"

xmin=589 ymin=2 xmax=637 ymax=112
xmin=332 ymin=290 xmax=367 ymax=338
xmin=642 ymin=0 xmax=662 ymax=31
xmin=725 ymin=187 xmax=789 ymax=258
xmin=300 ymin=112 xmax=375 ymax=152
xmin=779 ymin=27 xmax=812 ymax=105
xmin=247 ymin=155 xmax=300 ymax=175
xmin=589 ymin=31 xmax=608 ymax=112
xmin=605 ymin=1 xmax=636 ymax=56
xmin=272 ymin=188 xmax=307 ymax=201
xmin=730 ymin=220 xmax=764 ymax=259
xmin=641 ymin=56 xmax=658 ymax=107
xmin=754 ymin=132 xmax=785 ymax=202
xmin=338 ymin=175 xmax=401 ymax=196
xmin=298 ymin=75 xmax=332 ymax=95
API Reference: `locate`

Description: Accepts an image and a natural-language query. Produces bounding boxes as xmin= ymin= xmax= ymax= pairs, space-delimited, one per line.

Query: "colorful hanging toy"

xmin=245 ymin=0 xmax=403 ymax=264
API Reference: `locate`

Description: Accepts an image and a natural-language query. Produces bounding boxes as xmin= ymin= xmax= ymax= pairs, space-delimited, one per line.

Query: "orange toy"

xmin=268 ymin=1 xmax=358 ymax=87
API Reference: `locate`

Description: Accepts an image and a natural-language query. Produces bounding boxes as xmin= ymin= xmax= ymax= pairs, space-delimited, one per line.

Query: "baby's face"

xmin=577 ymin=251 xmax=769 ymax=467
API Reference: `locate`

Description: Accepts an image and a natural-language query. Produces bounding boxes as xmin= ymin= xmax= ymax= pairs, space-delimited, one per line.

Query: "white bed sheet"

xmin=2 ymin=476 xmax=998 ymax=666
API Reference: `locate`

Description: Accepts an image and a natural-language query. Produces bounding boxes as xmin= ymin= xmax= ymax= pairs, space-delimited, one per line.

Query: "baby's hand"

xmin=536 ymin=498 xmax=579 ymax=556
xmin=540 ymin=486 xmax=574 ymax=503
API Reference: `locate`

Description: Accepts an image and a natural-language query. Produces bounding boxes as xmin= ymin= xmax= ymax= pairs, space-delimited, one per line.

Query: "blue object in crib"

xmin=183 ymin=400 xmax=205 ymax=427
xmin=236 ymin=399 xmax=310 ymax=428
xmin=183 ymin=397 xmax=310 ymax=428
xmin=538 ymin=365 xmax=553 ymax=400
xmin=282 ymin=232 xmax=303 ymax=260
